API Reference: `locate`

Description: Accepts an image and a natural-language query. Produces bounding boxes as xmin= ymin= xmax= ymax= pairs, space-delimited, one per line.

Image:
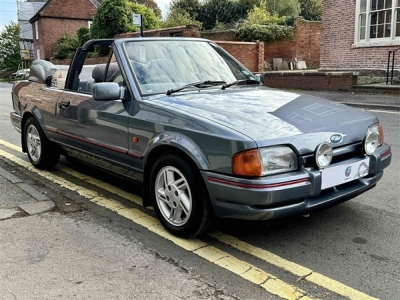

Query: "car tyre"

xmin=150 ymin=153 xmax=214 ymax=238
xmin=24 ymin=117 xmax=60 ymax=170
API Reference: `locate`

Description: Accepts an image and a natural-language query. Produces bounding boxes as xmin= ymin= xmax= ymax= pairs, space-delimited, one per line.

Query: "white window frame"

xmin=35 ymin=21 xmax=39 ymax=40
xmin=354 ymin=0 xmax=400 ymax=47
xmin=88 ymin=21 xmax=93 ymax=28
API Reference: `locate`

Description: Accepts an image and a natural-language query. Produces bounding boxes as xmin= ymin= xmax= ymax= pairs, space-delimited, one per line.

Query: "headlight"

xmin=315 ymin=142 xmax=333 ymax=169
xmin=368 ymin=123 xmax=384 ymax=145
xmin=232 ymin=146 xmax=297 ymax=177
xmin=364 ymin=131 xmax=379 ymax=155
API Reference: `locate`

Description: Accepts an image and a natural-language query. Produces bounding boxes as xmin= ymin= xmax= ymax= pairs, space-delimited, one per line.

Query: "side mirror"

xmin=253 ymin=73 xmax=265 ymax=85
xmin=92 ymin=82 xmax=121 ymax=101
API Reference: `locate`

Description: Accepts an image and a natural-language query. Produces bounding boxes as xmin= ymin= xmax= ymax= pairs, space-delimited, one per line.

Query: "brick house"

xmin=30 ymin=0 xmax=102 ymax=60
xmin=321 ymin=0 xmax=399 ymax=76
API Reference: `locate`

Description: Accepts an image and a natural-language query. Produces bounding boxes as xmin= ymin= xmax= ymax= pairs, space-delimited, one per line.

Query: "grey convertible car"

xmin=10 ymin=38 xmax=392 ymax=237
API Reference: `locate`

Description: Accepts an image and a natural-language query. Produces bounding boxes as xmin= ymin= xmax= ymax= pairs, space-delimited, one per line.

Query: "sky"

xmin=0 ymin=0 xmax=171 ymax=33
xmin=0 ymin=0 xmax=18 ymax=32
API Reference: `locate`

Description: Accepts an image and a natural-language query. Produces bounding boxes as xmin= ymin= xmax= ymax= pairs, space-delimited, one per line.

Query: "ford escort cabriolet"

xmin=10 ymin=38 xmax=392 ymax=237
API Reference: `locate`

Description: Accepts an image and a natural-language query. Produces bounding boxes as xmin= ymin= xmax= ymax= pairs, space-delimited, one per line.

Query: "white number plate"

xmin=321 ymin=158 xmax=370 ymax=190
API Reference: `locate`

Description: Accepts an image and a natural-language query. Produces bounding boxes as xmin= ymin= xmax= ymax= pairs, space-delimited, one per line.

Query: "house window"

xmin=355 ymin=0 xmax=400 ymax=45
xmin=35 ymin=21 xmax=39 ymax=40
xmin=88 ymin=21 xmax=93 ymax=28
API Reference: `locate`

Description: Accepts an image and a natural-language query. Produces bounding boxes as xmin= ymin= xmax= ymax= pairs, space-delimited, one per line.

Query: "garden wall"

xmin=215 ymin=41 xmax=264 ymax=72
xmin=201 ymin=18 xmax=321 ymax=70
xmin=263 ymin=18 xmax=321 ymax=69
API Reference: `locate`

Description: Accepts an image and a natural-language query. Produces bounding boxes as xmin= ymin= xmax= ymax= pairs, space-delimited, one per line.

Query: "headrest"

xmin=92 ymin=64 xmax=106 ymax=82
xmin=92 ymin=63 xmax=120 ymax=82
xmin=29 ymin=60 xmax=59 ymax=83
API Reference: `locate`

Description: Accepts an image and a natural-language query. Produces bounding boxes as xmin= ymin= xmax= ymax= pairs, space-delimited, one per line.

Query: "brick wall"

xmin=37 ymin=18 xmax=89 ymax=60
xmin=201 ymin=30 xmax=237 ymax=41
xmin=215 ymin=41 xmax=264 ymax=72
xmin=264 ymin=18 xmax=321 ymax=68
xmin=31 ymin=0 xmax=96 ymax=60
xmin=294 ymin=18 xmax=321 ymax=67
xmin=321 ymin=0 xmax=400 ymax=71
xmin=198 ymin=18 xmax=321 ymax=69
xmin=263 ymin=72 xmax=357 ymax=91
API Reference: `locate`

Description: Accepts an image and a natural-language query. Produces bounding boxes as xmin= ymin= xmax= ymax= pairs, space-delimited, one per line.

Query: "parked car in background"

xmin=11 ymin=68 xmax=30 ymax=79
xmin=9 ymin=38 xmax=392 ymax=238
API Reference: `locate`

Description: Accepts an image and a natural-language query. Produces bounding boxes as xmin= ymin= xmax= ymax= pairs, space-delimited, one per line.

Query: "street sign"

xmin=133 ymin=14 xmax=142 ymax=26
xmin=133 ymin=14 xmax=144 ymax=37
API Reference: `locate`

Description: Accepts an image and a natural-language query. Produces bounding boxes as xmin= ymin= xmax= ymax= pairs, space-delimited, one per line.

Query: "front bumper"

xmin=202 ymin=143 xmax=392 ymax=220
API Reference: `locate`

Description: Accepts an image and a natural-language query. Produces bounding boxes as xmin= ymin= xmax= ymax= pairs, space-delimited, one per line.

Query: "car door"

xmin=56 ymin=61 xmax=132 ymax=177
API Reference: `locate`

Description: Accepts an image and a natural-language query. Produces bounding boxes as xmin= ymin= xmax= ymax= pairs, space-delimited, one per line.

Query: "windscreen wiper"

xmin=166 ymin=80 xmax=226 ymax=95
xmin=221 ymin=79 xmax=261 ymax=90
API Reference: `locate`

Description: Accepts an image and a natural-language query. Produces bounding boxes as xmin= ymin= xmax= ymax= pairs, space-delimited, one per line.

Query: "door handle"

xmin=59 ymin=100 xmax=70 ymax=108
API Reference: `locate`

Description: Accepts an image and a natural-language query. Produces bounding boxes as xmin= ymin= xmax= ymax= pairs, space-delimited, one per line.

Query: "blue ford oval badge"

xmin=330 ymin=134 xmax=343 ymax=143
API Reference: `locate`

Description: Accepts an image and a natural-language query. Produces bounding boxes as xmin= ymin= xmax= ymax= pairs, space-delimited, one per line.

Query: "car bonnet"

xmin=151 ymin=88 xmax=378 ymax=154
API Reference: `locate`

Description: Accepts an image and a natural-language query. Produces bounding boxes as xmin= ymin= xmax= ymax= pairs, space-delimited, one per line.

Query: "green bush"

xmin=236 ymin=24 xmax=294 ymax=42
xmin=90 ymin=0 xmax=134 ymax=40
xmin=54 ymin=33 xmax=80 ymax=59
xmin=77 ymin=27 xmax=91 ymax=46
xmin=161 ymin=9 xmax=202 ymax=29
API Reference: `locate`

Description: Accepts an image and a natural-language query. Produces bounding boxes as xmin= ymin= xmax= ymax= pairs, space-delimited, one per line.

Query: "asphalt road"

xmin=0 ymin=82 xmax=399 ymax=299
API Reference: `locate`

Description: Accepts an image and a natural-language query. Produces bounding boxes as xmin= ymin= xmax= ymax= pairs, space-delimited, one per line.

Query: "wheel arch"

xmin=142 ymin=140 xmax=210 ymax=207
xmin=20 ymin=110 xmax=53 ymax=153
xmin=20 ymin=111 xmax=37 ymax=153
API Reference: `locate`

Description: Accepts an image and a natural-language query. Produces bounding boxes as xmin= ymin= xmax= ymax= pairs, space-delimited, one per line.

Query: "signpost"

xmin=133 ymin=14 xmax=143 ymax=37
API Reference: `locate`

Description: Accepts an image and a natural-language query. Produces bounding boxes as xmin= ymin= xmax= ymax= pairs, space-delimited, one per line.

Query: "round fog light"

xmin=315 ymin=142 xmax=333 ymax=169
xmin=364 ymin=131 xmax=379 ymax=155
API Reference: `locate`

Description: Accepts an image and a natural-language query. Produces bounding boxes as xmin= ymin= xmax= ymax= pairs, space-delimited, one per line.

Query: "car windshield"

xmin=122 ymin=39 xmax=256 ymax=96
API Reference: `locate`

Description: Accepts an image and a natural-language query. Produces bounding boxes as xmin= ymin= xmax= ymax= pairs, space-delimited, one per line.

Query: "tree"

xmin=168 ymin=0 xmax=202 ymax=20
xmin=128 ymin=2 xmax=160 ymax=30
xmin=237 ymin=0 xmax=294 ymax=42
xmin=161 ymin=9 xmax=202 ymax=28
xmin=129 ymin=0 xmax=162 ymax=19
xmin=0 ymin=22 xmax=20 ymax=71
xmin=90 ymin=0 xmax=134 ymax=40
xmin=198 ymin=0 xmax=239 ymax=30
xmin=243 ymin=0 xmax=287 ymax=25
xmin=234 ymin=0 xmax=261 ymax=23
xmin=264 ymin=0 xmax=300 ymax=18
xmin=299 ymin=0 xmax=322 ymax=21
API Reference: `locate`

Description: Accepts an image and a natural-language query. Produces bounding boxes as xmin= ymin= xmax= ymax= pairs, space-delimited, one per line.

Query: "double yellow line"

xmin=0 ymin=139 xmax=377 ymax=300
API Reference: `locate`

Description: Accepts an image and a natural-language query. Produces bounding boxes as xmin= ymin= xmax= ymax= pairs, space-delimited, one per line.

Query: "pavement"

xmin=0 ymin=158 xmax=239 ymax=300
xmin=0 ymin=166 xmax=55 ymax=220
xmin=0 ymin=84 xmax=398 ymax=299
